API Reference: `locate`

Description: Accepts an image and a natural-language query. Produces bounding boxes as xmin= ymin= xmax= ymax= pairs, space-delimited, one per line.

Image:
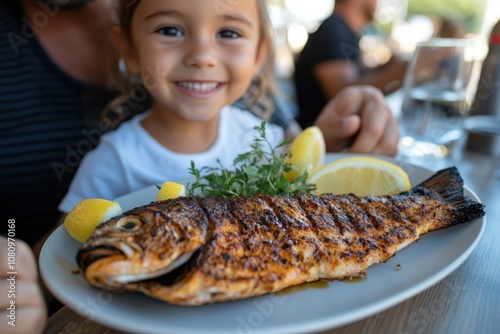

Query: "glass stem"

xmin=417 ymin=100 xmax=432 ymax=136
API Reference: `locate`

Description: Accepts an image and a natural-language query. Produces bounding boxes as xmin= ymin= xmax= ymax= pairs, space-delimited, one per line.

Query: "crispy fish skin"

xmin=77 ymin=167 xmax=485 ymax=305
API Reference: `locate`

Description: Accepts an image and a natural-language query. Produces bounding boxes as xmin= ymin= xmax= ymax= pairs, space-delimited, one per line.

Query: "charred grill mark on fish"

xmin=77 ymin=167 xmax=485 ymax=305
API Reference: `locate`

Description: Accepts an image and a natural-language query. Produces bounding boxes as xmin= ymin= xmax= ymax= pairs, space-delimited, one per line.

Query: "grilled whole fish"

xmin=77 ymin=167 xmax=485 ymax=305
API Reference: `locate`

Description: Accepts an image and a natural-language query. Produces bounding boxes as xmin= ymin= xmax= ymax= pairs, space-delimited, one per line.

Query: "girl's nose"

xmin=184 ymin=38 xmax=217 ymax=68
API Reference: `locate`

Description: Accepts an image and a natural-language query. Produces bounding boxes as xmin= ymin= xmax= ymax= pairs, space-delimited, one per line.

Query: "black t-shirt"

xmin=0 ymin=1 xmax=142 ymax=245
xmin=293 ymin=14 xmax=361 ymax=127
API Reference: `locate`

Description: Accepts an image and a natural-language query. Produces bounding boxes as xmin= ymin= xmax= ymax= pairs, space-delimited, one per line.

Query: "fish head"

xmin=76 ymin=199 xmax=208 ymax=288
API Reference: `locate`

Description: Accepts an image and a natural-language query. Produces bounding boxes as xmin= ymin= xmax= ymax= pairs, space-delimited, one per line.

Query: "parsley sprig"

xmin=186 ymin=122 xmax=316 ymax=197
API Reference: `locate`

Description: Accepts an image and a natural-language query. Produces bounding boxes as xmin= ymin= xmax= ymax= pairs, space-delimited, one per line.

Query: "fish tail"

xmin=410 ymin=167 xmax=485 ymax=225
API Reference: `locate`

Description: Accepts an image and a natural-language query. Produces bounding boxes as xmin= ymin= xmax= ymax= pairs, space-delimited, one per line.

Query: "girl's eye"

xmin=156 ymin=26 xmax=183 ymax=37
xmin=116 ymin=216 xmax=143 ymax=231
xmin=217 ymin=29 xmax=241 ymax=39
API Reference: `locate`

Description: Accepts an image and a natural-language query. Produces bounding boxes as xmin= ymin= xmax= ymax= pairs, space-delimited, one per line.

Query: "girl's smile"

xmin=175 ymin=81 xmax=225 ymax=99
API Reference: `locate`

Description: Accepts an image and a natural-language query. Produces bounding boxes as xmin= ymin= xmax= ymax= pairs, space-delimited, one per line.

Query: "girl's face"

xmin=121 ymin=0 xmax=268 ymax=123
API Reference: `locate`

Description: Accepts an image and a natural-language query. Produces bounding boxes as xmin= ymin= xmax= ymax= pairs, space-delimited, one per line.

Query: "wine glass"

xmin=398 ymin=38 xmax=479 ymax=159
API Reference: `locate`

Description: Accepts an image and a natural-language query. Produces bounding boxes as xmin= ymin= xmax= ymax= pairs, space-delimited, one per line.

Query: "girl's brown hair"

xmin=110 ymin=0 xmax=277 ymax=120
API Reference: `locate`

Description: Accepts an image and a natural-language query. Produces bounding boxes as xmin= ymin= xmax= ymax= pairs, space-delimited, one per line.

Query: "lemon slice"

xmin=285 ymin=126 xmax=326 ymax=181
xmin=157 ymin=181 xmax=186 ymax=201
xmin=308 ymin=156 xmax=411 ymax=196
xmin=64 ymin=199 xmax=122 ymax=243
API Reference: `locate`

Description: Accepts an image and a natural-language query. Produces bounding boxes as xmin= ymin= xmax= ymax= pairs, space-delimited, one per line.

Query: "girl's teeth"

xmin=178 ymin=82 xmax=218 ymax=93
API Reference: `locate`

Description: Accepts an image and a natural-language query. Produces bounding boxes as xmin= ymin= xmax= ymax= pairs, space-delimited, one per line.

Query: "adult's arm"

xmin=314 ymin=56 xmax=407 ymax=99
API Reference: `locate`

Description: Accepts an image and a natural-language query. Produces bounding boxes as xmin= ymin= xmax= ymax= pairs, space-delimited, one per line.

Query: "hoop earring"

xmin=118 ymin=58 xmax=142 ymax=85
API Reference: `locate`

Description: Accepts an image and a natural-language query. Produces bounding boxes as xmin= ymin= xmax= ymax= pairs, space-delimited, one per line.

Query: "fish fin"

xmin=411 ymin=167 xmax=485 ymax=225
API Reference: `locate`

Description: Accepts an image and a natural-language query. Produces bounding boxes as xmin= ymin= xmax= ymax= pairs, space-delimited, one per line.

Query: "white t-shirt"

xmin=59 ymin=105 xmax=284 ymax=213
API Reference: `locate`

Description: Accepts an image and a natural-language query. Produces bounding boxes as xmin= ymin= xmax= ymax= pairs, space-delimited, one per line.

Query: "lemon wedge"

xmin=308 ymin=156 xmax=411 ymax=196
xmin=157 ymin=181 xmax=186 ymax=201
xmin=285 ymin=126 xmax=326 ymax=181
xmin=64 ymin=198 xmax=122 ymax=243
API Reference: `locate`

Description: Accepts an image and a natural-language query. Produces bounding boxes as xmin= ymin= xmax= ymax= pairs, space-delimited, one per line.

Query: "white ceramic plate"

xmin=39 ymin=154 xmax=485 ymax=334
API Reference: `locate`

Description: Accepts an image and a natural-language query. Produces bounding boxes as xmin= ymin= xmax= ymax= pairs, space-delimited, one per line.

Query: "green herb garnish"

xmin=186 ymin=122 xmax=316 ymax=197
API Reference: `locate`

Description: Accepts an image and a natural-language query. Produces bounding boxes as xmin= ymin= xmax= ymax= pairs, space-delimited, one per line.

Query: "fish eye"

xmin=116 ymin=216 xmax=143 ymax=231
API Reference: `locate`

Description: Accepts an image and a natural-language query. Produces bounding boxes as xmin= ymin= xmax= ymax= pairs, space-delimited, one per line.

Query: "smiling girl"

xmin=59 ymin=0 xmax=285 ymax=211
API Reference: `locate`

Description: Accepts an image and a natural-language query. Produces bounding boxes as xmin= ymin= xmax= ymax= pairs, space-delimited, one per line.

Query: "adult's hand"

xmin=314 ymin=85 xmax=399 ymax=156
xmin=1 ymin=236 xmax=47 ymax=334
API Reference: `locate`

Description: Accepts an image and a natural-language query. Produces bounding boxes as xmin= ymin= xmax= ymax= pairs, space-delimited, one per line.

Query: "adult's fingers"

xmin=346 ymin=85 xmax=399 ymax=155
xmin=3 ymin=308 xmax=46 ymax=334
xmin=314 ymin=87 xmax=365 ymax=152
xmin=348 ymin=98 xmax=391 ymax=153
xmin=348 ymin=111 xmax=399 ymax=156
xmin=0 ymin=237 xmax=38 ymax=282
xmin=371 ymin=113 xmax=400 ymax=156
xmin=316 ymin=114 xmax=361 ymax=152
xmin=0 ymin=280 xmax=43 ymax=308
xmin=0 ymin=280 xmax=47 ymax=334
xmin=314 ymin=85 xmax=398 ymax=154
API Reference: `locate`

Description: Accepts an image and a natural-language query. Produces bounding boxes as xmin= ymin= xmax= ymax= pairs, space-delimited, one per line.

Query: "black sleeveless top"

xmin=0 ymin=1 xmax=130 ymax=245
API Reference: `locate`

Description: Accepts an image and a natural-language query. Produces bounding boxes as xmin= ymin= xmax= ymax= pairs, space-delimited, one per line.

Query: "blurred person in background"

xmin=293 ymin=0 xmax=408 ymax=128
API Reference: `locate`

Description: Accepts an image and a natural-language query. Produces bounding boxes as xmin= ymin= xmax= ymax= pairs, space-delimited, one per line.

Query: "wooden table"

xmin=43 ymin=148 xmax=500 ymax=334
